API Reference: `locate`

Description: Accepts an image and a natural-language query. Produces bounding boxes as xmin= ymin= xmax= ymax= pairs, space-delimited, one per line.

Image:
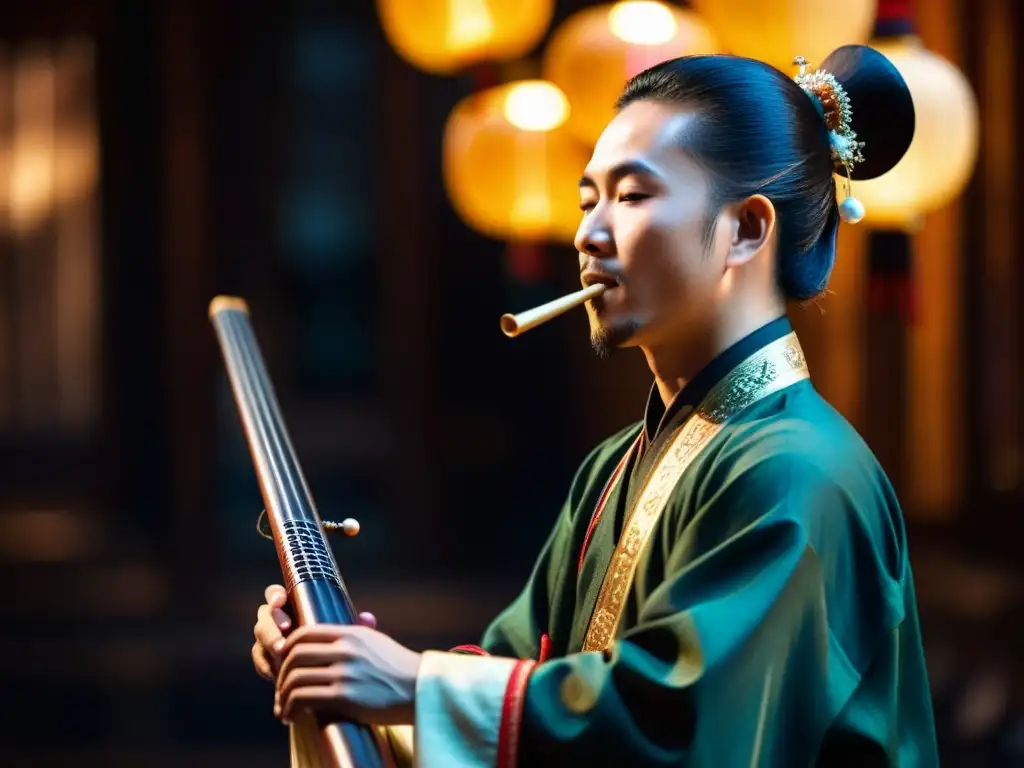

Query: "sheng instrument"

xmin=500 ymin=283 xmax=606 ymax=337
xmin=209 ymin=296 xmax=395 ymax=768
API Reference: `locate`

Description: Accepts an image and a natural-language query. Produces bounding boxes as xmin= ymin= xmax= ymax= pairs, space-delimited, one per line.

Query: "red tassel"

xmin=873 ymin=0 xmax=915 ymax=36
xmin=867 ymin=275 xmax=918 ymax=324
xmin=506 ymin=242 xmax=549 ymax=283
xmin=902 ymin=279 xmax=920 ymax=324
xmin=471 ymin=63 xmax=500 ymax=91
xmin=876 ymin=0 xmax=913 ymax=22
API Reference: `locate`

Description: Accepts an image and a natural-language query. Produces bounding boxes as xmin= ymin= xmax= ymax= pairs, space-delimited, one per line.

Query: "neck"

xmin=642 ymin=305 xmax=786 ymax=407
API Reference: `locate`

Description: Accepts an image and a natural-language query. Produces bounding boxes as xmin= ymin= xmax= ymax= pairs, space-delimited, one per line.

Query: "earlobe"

xmin=725 ymin=194 xmax=775 ymax=268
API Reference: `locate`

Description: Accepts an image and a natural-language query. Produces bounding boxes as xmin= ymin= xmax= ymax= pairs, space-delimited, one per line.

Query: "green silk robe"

xmin=403 ymin=316 xmax=938 ymax=767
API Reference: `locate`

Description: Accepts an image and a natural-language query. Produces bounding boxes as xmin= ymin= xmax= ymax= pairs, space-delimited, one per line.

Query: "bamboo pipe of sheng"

xmin=500 ymin=283 xmax=607 ymax=338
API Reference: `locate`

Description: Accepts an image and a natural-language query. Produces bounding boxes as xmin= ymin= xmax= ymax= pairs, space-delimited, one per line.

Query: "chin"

xmin=589 ymin=316 xmax=642 ymax=359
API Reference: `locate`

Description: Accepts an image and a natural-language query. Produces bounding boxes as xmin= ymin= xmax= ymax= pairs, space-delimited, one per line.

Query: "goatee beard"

xmin=590 ymin=330 xmax=615 ymax=359
xmin=590 ymin=319 xmax=640 ymax=359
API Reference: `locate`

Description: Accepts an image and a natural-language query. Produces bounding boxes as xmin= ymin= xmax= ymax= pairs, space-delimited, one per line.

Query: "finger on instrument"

xmin=252 ymin=641 xmax=275 ymax=681
xmin=272 ymin=606 xmax=291 ymax=631
xmin=277 ymin=684 xmax=344 ymax=724
xmin=277 ymin=642 xmax=348 ymax=681
xmin=358 ymin=611 xmax=377 ymax=629
xmin=276 ymin=664 xmax=343 ymax=705
xmin=280 ymin=624 xmax=350 ymax=653
xmin=265 ymin=584 xmax=288 ymax=608
xmin=255 ymin=604 xmax=286 ymax=653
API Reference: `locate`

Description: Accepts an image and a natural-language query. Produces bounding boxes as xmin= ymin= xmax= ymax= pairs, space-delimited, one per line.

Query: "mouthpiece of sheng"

xmin=500 ymin=283 xmax=606 ymax=338
xmin=209 ymin=295 xmax=250 ymax=317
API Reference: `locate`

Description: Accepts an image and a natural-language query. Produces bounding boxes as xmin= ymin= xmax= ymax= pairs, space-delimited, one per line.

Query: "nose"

xmin=574 ymin=213 xmax=613 ymax=256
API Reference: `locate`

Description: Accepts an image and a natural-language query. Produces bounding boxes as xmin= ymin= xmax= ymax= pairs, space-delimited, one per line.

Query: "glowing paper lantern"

xmin=691 ymin=0 xmax=877 ymax=74
xmin=443 ymin=80 xmax=590 ymax=243
xmin=849 ymin=38 xmax=979 ymax=228
xmin=376 ymin=0 xmax=554 ymax=75
xmin=542 ymin=1 xmax=719 ymax=146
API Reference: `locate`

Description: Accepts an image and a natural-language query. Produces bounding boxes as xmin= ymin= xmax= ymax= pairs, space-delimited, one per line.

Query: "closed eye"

xmin=580 ymin=192 xmax=649 ymax=211
xmin=619 ymin=192 xmax=650 ymax=204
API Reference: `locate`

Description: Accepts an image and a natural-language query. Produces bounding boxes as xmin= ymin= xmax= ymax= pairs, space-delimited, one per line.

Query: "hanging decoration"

xmin=542 ymin=1 xmax=719 ymax=146
xmin=690 ymin=0 xmax=876 ymax=74
xmin=848 ymin=39 xmax=979 ymax=229
xmin=849 ymin=0 xmax=979 ymax=320
xmin=442 ymin=80 xmax=590 ymax=244
xmin=375 ymin=0 xmax=555 ymax=75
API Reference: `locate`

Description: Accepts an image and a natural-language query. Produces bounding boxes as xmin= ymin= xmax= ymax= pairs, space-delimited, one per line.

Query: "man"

xmin=253 ymin=47 xmax=938 ymax=766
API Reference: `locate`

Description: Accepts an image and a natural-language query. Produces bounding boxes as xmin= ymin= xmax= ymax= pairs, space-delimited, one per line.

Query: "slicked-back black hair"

xmin=616 ymin=46 xmax=915 ymax=300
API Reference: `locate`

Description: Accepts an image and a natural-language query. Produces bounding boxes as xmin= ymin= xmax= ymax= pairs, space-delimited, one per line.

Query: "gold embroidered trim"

xmin=580 ymin=332 xmax=810 ymax=652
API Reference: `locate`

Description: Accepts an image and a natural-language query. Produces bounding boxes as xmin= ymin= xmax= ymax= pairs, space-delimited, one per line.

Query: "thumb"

xmin=357 ymin=611 xmax=377 ymax=629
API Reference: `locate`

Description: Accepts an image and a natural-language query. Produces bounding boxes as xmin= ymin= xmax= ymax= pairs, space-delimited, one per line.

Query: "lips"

xmin=580 ymin=271 xmax=619 ymax=289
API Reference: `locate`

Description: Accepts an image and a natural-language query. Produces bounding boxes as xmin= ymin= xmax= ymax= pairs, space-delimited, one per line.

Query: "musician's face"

xmin=575 ymin=100 xmax=742 ymax=355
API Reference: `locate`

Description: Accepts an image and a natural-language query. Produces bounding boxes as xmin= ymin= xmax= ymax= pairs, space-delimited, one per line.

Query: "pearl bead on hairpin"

xmin=838 ymin=196 xmax=865 ymax=224
xmin=793 ymin=56 xmax=866 ymax=225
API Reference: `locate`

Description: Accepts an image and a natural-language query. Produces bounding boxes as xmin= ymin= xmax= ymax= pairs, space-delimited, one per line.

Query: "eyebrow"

xmin=578 ymin=159 xmax=662 ymax=190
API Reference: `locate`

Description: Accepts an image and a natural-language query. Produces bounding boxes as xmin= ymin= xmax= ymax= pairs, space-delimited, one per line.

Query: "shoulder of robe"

xmin=713 ymin=413 xmax=906 ymax=586
xmin=565 ymin=420 xmax=643 ymax=513
xmin=708 ymin=401 xmax=881 ymax=493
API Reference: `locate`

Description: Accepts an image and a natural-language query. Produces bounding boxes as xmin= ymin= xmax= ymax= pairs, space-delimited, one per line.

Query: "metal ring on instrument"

xmin=256 ymin=508 xmax=357 ymax=539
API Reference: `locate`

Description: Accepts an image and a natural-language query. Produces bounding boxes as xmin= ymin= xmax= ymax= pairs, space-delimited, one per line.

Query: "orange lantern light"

xmin=542 ymin=1 xmax=719 ymax=146
xmin=691 ymin=0 xmax=877 ymax=74
xmin=848 ymin=37 xmax=979 ymax=228
xmin=443 ymin=80 xmax=590 ymax=243
xmin=376 ymin=0 xmax=555 ymax=75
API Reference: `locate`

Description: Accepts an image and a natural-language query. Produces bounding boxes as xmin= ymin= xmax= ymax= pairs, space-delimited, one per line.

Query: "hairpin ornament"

xmin=793 ymin=56 xmax=866 ymax=224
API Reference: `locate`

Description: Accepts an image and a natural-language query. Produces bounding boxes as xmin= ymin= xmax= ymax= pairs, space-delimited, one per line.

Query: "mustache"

xmin=579 ymin=256 xmax=625 ymax=285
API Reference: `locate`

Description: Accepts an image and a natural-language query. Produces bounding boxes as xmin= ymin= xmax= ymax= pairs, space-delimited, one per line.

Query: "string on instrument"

xmin=256 ymin=509 xmax=361 ymax=540
xmin=256 ymin=509 xmax=273 ymax=540
xmin=209 ymin=294 xmax=394 ymax=768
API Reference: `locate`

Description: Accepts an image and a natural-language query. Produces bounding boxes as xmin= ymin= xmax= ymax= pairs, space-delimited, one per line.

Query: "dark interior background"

xmin=0 ymin=0 xmax=1021 ymax=765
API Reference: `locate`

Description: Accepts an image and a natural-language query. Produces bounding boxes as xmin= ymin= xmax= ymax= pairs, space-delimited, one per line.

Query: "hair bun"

xmin=818 ymin=44 xmax=915 ymax=181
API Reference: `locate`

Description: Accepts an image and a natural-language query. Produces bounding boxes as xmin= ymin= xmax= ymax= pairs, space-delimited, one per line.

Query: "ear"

xmin=724 ymin=194 xmax=775 ymax=268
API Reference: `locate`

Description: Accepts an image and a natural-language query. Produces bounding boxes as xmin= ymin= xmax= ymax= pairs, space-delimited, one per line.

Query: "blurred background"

xmin=0 ymin=0 xmax=1019 ymax=765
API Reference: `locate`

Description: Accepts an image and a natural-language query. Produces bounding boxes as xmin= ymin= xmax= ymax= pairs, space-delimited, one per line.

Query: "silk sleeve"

xmin=513 ymin=450 xmax=898 ymax=767
xmin=409 ymin=432 xmax=637 ymax=767
xmin=413 ymin=448 xmax=898 ymax=767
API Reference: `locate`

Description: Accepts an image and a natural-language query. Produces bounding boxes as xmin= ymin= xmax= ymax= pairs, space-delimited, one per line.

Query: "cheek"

xmin=618 ymin=206 xmax=709 ymax=297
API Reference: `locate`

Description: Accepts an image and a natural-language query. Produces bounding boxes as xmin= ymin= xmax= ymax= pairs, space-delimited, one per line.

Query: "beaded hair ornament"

xmin=793 ymin=56 xmax=866 ymax=224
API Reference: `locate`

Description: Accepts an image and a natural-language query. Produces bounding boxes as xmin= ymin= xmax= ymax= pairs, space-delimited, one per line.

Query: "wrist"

xmin=400 ymin=650 xmax=423 ymax=722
